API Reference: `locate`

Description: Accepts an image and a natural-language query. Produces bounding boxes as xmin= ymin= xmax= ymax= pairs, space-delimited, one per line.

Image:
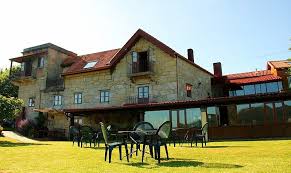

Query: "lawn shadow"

xmin=181 ymin=145 xmax=250 ymax=148
xmin=124 ymin=158 xmax=243 ymax=169
xmin=0 ymin=141 xmax=50 ymax=147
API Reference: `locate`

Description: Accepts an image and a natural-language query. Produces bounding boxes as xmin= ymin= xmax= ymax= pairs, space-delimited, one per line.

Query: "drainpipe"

xmin=175 ymin=53 xmax=179 ymax=101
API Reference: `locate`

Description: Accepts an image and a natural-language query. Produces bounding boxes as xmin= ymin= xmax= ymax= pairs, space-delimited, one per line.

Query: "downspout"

xmin=175 ymin=53 xmax=179 ymax=101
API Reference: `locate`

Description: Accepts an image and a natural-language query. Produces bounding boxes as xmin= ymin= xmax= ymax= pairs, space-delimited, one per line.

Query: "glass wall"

xmin=186 ymin=108 xmax=202 ymax=128
xmin=144 ymin=110 xmax=169 ymax=129
xmin=284 ymin=101 xmax=291 ymax=123
xmin=229 ymin=81 xmax=283 ymax=97
xmin=207 ymin=107 xmax=220 ymax=127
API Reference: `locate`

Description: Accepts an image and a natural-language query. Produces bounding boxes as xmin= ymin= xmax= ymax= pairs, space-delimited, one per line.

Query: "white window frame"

xmin=74 ymin=93 xmax=82 ymax=104
xmin=28 ymin=97 xmax=35 ymax=107
xmin=53 ymin=95 xmax=62 ymax=106
xmin=100 ymin=90 xmax=110 ymax=103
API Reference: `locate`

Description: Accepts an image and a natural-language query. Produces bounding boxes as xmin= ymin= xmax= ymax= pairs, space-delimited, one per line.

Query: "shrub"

xmin=16 ymin=119 xmax=35 ymax=138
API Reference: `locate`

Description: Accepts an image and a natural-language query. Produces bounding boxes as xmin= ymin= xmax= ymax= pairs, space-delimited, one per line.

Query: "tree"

xmin=0 ymin=67 xmax=23 ymax=122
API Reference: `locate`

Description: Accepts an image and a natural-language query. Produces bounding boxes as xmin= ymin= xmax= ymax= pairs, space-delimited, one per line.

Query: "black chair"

xmin=142 ymin=121 xmax=172 ymax=163
xmin=129 ymin=121 xmax=154 ymax=157
xmin=80 ymin=126 xmax=94 ymax=148
xmin=191 ymin=123 xmax=209 ymax=147
xmin=69 ymin=126 xmax=80 ymax=146
xmin=100 ymin=122 xmax=129 ymax=163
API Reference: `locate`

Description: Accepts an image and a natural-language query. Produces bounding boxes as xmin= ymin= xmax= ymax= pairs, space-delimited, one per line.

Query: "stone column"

xmin=200 ymin=107 xmax=208 ymax=141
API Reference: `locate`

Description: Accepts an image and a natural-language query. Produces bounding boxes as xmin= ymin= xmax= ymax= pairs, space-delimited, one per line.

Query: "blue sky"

xmin=0 ymin=0 xmax=290 ymax=74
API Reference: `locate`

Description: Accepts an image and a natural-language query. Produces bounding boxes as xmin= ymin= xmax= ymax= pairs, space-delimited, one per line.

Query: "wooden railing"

xmin=125 ymin=95 xmax=158 ymax=105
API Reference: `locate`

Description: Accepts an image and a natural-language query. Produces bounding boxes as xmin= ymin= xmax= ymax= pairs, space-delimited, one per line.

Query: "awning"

xmin=33 ymin=108 xmax=64 ymax=113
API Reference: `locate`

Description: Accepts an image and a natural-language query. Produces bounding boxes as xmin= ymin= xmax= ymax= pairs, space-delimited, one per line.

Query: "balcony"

xmin=45 ymin=78 xmax=64 ymax=92
xmin=128 ymin=61 xmax=154 ymax=78
xmin=11 ymin=69 xmax=36 ymax=84
xmin=125 ymin=95 xmax=158 ymax=105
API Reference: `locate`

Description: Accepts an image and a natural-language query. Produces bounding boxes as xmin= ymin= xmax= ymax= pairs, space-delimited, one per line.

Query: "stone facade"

xmin=12 ymin=36 xmax=213 ymax=137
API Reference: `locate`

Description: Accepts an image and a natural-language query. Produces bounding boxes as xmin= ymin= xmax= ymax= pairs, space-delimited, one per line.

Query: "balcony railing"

xmin=128 ymin=61 xmax=154 ymax=77
xmin=125 ymin=95 xmax=158 ymax=105
xmin=11 ymin=69 xmax=36 ymax=81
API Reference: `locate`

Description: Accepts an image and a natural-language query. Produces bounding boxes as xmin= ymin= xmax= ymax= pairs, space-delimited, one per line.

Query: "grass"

xmin=0 ymin=137 xmax=291 ymax=173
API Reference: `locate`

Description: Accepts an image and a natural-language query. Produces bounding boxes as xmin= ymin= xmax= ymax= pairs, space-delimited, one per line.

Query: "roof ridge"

xmin=79 ymin=48 xmax=120 ymax=57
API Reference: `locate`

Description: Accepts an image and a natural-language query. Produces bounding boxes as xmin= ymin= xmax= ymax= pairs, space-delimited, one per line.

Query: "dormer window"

xmin=21 ymin=62 xmax=25 ymax=71
xmin=83 ymin=61 xmax=97 ymax=69
xmin=38 ymin=57 xmax=44 ymax=68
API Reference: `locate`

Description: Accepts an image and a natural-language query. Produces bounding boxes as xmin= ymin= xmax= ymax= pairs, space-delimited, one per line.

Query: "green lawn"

xmin=0 ymin=137 xmax=291 ymax=173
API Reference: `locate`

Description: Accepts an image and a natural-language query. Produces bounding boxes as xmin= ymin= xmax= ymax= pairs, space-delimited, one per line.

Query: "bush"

xmin=16 ymin=119 xmax=35 ymax=138
xmin=0 ymin=125 xmax=3 ymax=134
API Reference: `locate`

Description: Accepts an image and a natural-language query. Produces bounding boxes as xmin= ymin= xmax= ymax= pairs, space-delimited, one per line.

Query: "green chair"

xmin=191 ymin=122 xmax=209 ymax=147
xmin=142 ymin=121 xmax=172 ymax=163
xmin=69 ymin=126 xmax=80 ymax=146
xmin=100 ymin=122 xmax=129 ymax=163
xmin=80 ymin=126 xmax=94 ymax=148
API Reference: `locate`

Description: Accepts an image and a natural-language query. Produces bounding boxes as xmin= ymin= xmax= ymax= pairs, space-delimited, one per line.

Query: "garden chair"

xmin=69 ymin=126 xmax=80 ymax=146
xmin=142 ymin=121 xmax=172 ymax=163
xmin=191 ymin=122 xmax=208 ymax=147
xmin=80 ymin=126 xmax=94 ymax=148
xmin=129 ymin=121 xmax=155 ymax=157
xmin=100 ymin=122 xmax=129 ymax=163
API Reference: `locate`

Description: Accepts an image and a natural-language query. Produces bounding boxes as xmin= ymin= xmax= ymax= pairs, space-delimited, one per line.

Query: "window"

xmin=138 ymin=86 xmax=149 ymax=99
xmin=244 ymin=85 xmax=255 ymax=95
xmin=38 ymin=57 xmax=44 ymax=68
xmin=275 ymin=102 xmax=284 ymax=123
xmin=74 ymin=93 xmax=82 ymax=104
xmin=266 ymin=82 xmax=279 ymax=93
xmin=186 ymin=84 xmax=192 ymax=97
xmin=83 ymin=61 xmax=97 ymax=69
xmin=144 ymin=110 xmax=170 ymax=129
xmin=74 ymin=116 xmax=83 ymax=125
xmin=28 ymin=98 xmax=35 ymax=107
xmin=288 ymin=77 xmax=291 ymax=89
xmin=186 ymin=108 xmax=202 ymax=128
xmin=53 ymin=95 xmax=62 ymax=106
xmin=284 ymin=101 xmax=291 ymax=123
xmin=132 ymin=51 xmax=138 ymax=63
xmin=100 ymin=90 xmax=110 ymax=103
xmin=236 ymin=89 xmax=244 ymax=96
xmin=207 ymin=107 xmax=220 ymax=127
xmin=131 ymin=51 xmax=149 ymax=73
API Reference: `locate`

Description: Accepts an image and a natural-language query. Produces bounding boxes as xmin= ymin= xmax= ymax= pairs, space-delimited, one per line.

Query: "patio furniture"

xmin=69 ymin=126 xmax=80 ymax=146
xmin=191 ymin=122 xmax=209 ymax=147
xmin=142 ymin=121 xmax=172 ymax=163
xmin=129 ymin=121 xmax=155 ymax=157
xmin=100 ymin=122 xmax=129 ymax=163
xmin=80 ymin=126 xmax=94 ymax=148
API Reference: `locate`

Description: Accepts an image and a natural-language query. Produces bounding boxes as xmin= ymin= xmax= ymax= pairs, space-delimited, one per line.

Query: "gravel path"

xmin=2 ymin=131 xmax=38 ymax=143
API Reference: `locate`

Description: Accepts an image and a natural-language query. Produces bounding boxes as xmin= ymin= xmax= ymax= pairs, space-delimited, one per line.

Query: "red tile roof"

xmin=62 ymin=29 xmax=213 ymax=76
xmin=268 ymin=60 xmax=291 ymax=69
xmin=225 ymin=70 xmax=281 ymax=85
xmin=63 ymin=49 xmax=120 ymax=75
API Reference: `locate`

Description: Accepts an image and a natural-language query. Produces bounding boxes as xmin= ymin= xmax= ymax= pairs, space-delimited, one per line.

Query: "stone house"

xmin=10 ymin=29 xmax=213 ymax=136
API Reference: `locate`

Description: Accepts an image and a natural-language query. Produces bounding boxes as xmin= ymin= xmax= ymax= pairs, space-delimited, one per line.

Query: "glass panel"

xmin=236 ymin=89 xmax=244 ymax=96
xmin=275 ymin=102 xmax=284 ymax=123
xmin=237 ymin=104 xmax=251 ymax=125
xmin=255 ymin=84 xmax=261 ymax=94
xmin=144 ymin=110 xmax=170 ymax=129
xmin=249 ymin=103 xmax=264 ymax=125
xmin=132 ymin=52 xmax=138 ymax=62
xmin=288 ymin=77 xmax=291 ymax=89
xmin=186 ymin=108 xmax=202 ymax=128
xmin=207 ymin=107 xmax=219 ymax=127
xmin=278 ymin=82 xmax=283 ymax=91
xmin=229 ymin=91 xmax=233 ymax=97
xmin=265 ymin=103 xmax=274 ymax=124
xmin=260 ymin=83 xmax=267 ymax=93
xmin=244 ymin=85 xmax=255 ymax=95
xmin=266 ymin=82 xmax=278 ymax=93
xmin=178 ymin=110 xmax=186 ymax=128
xmin=284 ymin=101 xmax=291 ymax=123
xmin=171 ymin=111 xmax=178 ymax=128
xmin=83 ymin=61 xmax=97 ymax=69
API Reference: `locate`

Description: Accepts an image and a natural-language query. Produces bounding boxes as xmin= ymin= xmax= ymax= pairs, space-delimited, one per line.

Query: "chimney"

xmin=213 ymin=62 xmax=222 ymax=77
xmin=187 ymin=49 xmax=194 ymax=62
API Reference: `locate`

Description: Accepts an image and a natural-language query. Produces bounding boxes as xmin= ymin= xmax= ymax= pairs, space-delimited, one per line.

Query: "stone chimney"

xmin=187 ymin=49 xmax=194 ymax=62
xmin=213 ymin=62 xmax=222 ymax=77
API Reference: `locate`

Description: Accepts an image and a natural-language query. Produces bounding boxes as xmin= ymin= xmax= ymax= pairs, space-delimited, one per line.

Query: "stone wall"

xmin=176 ymin=58 xmax=212 ymax=100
